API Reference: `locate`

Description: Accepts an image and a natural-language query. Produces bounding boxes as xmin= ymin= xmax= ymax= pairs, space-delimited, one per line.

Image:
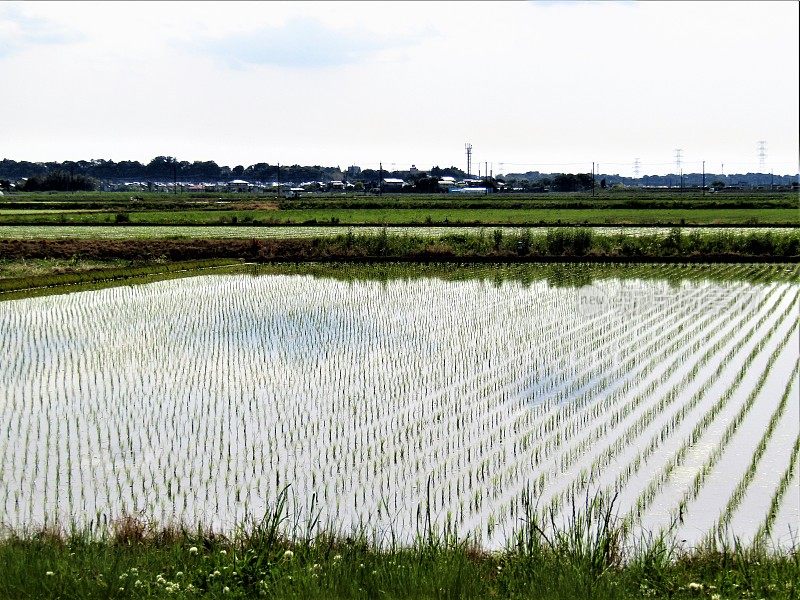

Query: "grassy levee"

xmin=1 ymin=228 xmax=797 ymax=299
xmin=0 ymin=490 xmax=797 ymax=599
xmin=0 ymin=228 xmax=798 ymax=265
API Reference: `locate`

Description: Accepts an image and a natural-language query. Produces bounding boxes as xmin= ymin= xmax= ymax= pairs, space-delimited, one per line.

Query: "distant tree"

xmin=551 ymin=173 xmax=593 ymax=192
xmin=600 ymin=178 xmax=607 ymax=189
xmin=576 ymin=173 xmax=593 ymax=190
xmin=21 ymin=171 xmax=96 ymax=191
xmin=413 ymin=176 xmax=440 ymax=193
xmin=430 ymin=165 xmax=467 ymax=179
xmin=146 ymin=156 xmax=177 ymax=180
xmin=711 ymin=180 xmax=725 ymax=190
xmin=553 ymin=174 xmax=577 ymax=192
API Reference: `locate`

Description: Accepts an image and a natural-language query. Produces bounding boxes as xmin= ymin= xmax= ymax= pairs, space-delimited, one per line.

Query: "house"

xmin=382 ymin=178 xmax=405 ymax=191
xmin=227 ymin=179 xmax=249 ymax=192
xmin=438 ymin=176 xmax=456 ymax=189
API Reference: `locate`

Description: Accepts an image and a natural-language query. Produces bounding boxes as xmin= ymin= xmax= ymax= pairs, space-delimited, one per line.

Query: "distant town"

xmin=1 ymin=157 xmax=798 ymax=195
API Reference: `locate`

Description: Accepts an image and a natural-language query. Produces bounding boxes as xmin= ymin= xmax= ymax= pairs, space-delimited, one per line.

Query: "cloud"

xmin=0 ymin=4 xmax=81 ymax=57
xmin=194 ymin=17 xmax=424 ymax=69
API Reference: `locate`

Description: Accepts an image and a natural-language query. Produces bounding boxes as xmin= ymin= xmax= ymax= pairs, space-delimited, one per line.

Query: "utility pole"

xmin=173 ymin=158 xmax=177 ymax=195
xmin=702 ymin=160 xmax=705 ymax=196
xmin=379 ymin=162 xmax=383 ymax=196
xmin=592 ymin=162 xmax=595 ymax=197
xmin=485 ymin=161 xmax=488 ymax=195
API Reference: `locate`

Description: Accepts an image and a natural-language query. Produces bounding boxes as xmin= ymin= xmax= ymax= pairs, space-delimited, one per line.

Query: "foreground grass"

xmin=1 ymin=508 xmax=797 ymax=600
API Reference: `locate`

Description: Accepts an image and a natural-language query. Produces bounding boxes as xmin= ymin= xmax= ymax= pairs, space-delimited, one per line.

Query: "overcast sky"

xmin=1 ymin=1 xmax=798 ymax=175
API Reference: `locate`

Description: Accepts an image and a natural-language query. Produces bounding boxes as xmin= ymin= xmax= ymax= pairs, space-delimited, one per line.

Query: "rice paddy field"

xmin=0 ymin=263 xmax=798 ymax=553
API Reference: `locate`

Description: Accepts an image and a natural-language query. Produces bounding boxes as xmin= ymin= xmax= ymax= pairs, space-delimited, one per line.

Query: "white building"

xmin=227 ymin=179 xmax=249 ymax=192
xmin=382 ymin=178 xmax=405 ymax=191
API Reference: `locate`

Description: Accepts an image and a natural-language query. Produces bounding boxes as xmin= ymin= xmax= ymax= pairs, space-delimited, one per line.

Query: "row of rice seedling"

xmin=666 ymin=322 xmax=800 ymax=544
xmin=710 ymin=359 xmax=800 ymax=542
xmin=458 ymin=274 xmax=749 ymax=523
xmin=360 ymin=264 xmax=716 ymax=536
xmin=754 ymin=431 xmax=800 ymax=545
xmin=624 ymin=292 xmax=799 ymax=521
xmin=539 ymin=281 xmax=790 ymax=516
xmin=0 ymin=264 xmax=797 ymax=549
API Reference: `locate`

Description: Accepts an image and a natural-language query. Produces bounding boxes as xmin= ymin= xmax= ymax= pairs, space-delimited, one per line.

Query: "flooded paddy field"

xmin=0 ymin=263 xmax=797 ymax=549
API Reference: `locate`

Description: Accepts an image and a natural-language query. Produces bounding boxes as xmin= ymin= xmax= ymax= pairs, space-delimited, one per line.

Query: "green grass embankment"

xmin=0 ymin=228 xmax=797 ymax=263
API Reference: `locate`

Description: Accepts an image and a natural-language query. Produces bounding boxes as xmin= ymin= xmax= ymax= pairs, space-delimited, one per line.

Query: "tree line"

xmin=0 ymin=157 xmax=472 ymax=186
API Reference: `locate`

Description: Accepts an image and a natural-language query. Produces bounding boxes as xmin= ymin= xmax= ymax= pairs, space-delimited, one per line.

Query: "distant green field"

xmin=0 ymin=207 xmax=797 ymax=226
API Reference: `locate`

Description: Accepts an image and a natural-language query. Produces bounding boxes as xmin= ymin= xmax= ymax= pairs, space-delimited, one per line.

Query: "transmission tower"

xmin=757 ymin=140 xmax=767 ymax=170
xmin=633 ymin=158 xmax=640 ymax=178
xmin=674 ymin=149 xmax=682 ymax=173
xmin=465 ymin=143 xmax=473 ymax=177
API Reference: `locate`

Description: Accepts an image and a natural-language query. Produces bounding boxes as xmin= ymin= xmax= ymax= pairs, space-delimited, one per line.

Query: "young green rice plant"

xmin=624 ymin=296 xmax=799 ymax=526
xmin=754 ymin=432 xmax=800 ymax=545
xmin=711 ymin=360 xmax=799 ymax=542
xmin=551 ymin=285 xmax=791 ymax=517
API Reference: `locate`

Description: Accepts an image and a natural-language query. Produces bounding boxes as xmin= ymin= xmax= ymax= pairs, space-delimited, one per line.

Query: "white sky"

xmin=1 ymin=1 xmax=798 ymax=176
